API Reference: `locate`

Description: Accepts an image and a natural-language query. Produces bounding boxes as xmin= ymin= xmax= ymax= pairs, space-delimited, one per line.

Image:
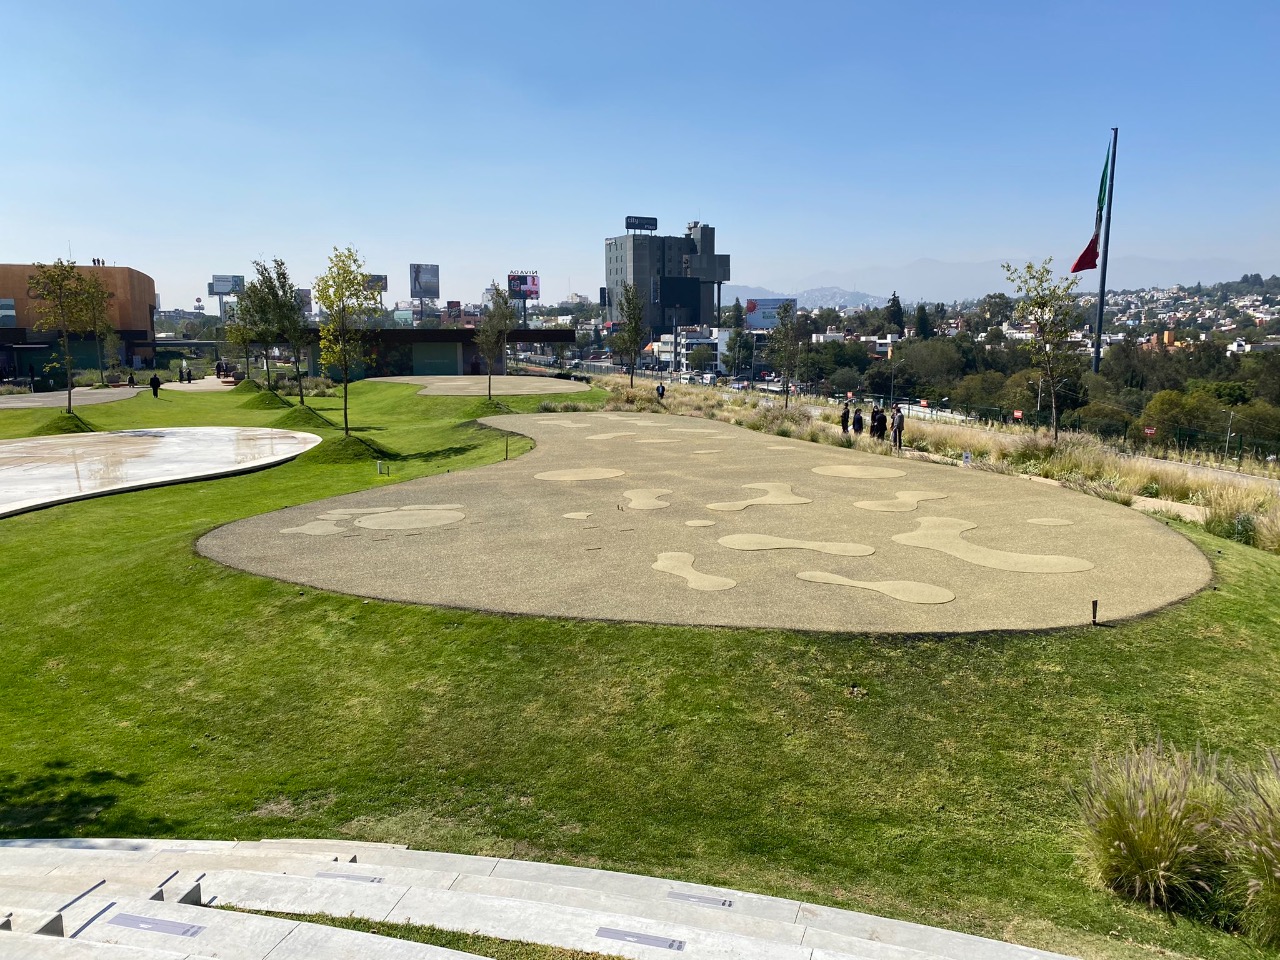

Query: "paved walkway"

xmin=0 ymin=427 xmax=322 ymax=518
xmin=372 ymin=375 xmax=590 ymax=396
xmin=0 ymin=385 xmax=140 ymax=409
xmin=161 ymin=374 xmax=237 ymax=393
xmin=199 ymin=413 xmax=1209 ymax=634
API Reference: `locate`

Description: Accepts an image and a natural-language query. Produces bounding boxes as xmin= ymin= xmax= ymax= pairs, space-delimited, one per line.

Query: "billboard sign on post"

xmin=446 ymin=301 xmax=462 ymax=320
xmin=507 ymin=273 xmax=539 ymax=301
xmin=625 ymin=215 xmax=658 ymax=232
xmin=410 ymin=264 xmax=439 ymax=300
xmin=364 ymin=275 xmax=389 ymax=294
xmin=743 ymin=298 xmax=798 ymax=331
xmin=295 ymin=288 xmax=313 ymax=314
xmin=209 ymin=275 xmax=245 ymax=295
xmin=1013 ymin=409 xmax=1023 ymax=420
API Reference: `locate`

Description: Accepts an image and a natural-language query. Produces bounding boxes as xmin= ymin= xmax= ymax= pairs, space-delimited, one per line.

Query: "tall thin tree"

xmin=1003 ymin=258 xmax=1082 ymax=440
xmin=28 ymin=260 xmax=103 ymax=414
xmin=475 ymin=284 xmax=517 ymax=399
xmin=314 ymin=246 xmax=379 ymax=435
xmin=614 ymin=281 xmax=646 ymax=387
xmin=240 ymin=259 xmax=309 ymax=402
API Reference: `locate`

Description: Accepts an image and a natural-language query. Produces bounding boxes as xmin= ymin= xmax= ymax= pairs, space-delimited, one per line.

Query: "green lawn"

xmin=1 ymin=382 xmax=1276 ymax=960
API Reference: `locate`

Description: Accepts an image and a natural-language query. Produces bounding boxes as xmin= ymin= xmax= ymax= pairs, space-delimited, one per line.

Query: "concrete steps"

xmin=0 ymin=839 xmax=1079 ymax=960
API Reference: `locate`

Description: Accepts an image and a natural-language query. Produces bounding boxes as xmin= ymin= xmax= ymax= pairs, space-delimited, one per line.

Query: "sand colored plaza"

xmin=371 ymin=375 xmax=591 ymax=396
xmin=198 ymin=413 xmax=1210 ymax=633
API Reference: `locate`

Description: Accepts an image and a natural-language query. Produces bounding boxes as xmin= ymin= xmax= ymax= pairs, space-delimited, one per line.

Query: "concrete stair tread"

xmin=0 ymin=930 xmax=191 ymax=958
xmin=1 ymin=905 xmax=66 ymax=936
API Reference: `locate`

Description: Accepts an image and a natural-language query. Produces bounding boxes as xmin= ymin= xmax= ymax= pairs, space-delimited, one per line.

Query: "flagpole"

xmin=1092 ymin=128 xmax=1118 ymax=374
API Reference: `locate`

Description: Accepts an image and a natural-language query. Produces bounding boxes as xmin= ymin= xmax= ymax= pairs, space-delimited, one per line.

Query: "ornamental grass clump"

xmin=1222 ymin=752 xmax=1280 ymax=947
xmin=1075 ymin=741 xmax=1227 ymax=918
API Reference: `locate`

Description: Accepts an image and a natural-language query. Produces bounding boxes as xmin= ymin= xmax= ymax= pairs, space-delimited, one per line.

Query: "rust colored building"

xmin=0 ymin=263 xmax=157 ymax=376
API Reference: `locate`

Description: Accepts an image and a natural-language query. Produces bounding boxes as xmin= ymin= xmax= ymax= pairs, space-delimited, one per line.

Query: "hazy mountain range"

xmin=728 ymin=256 xmax=1264 ymax=307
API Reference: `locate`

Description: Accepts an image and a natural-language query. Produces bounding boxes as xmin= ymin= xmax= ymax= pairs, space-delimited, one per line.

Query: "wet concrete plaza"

xmin=0 ymin=427 xmax=321 ymax=517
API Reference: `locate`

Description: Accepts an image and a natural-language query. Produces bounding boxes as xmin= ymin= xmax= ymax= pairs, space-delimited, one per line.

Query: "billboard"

xmin=507 ymin=273 xmax=540 ymax=301
xmin=743 ymin=297 xmax=798 ymax=331
xmin=209 ymin=275 xmax=245 ymax=295
xmin=625 ymin=215 xmax=658 ymax=231
xmin=410 ymin=263 xmax=439 ymax=300
xmin=294 ymin=288 xmax=313 ymax=314
xmin=364 ymin=275 xmax=388 ymax=294
xmin=446 ymin=300 xmax=462 ymax=320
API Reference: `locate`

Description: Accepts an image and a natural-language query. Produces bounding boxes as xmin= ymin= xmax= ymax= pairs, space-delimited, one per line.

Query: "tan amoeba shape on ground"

xmin=669 ymin=428 xmax=722 ymax=434
xmin=892 ymin=517 xmax=1094 ymax=573
xmin=623 ymin=489 xmax=672 ymax=510
xmin=635 ymin=438 xmax=682 ymax=444
xmin=400 ymin=504 xmax=464 ymax=511
xmin=535 ymin=468 xmax=625 ymax=481
xmin=652 ymin=553 xmax=736 ymax=591
xmin=797 ymin=571 xmax=956 ymax=604
xmin=587 ymin=432 xmax=637 ymax=440
xmin=321 ymin=507 xmax=397 ymax=516
xmin=563 ymin=512 xmax=593 ymax=520
xmin=353 ymin=510 xmax=464 ymax=530
xmin=812 ymin=464 xmax=906 ymax=479
xmin=534 ymin=420 xmax=590 ymax=428
xmin=685 ymin=520 xmax=716 ymax=527
xmin=707 ymin=483 xmax=813 ymax=512
xmin=282 ymin=520 xmax=347 ymax=536
xmin=719 ymin=534 xmax=874 ymax=556
xmin=1027 ymin=517 xmax=1074 ymax=526
xmin=853 ymin=491 xmax=949 ymax=513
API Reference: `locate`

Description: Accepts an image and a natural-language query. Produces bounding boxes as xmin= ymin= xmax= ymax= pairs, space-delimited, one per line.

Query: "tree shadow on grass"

xmin=0 ymin=760 xmax=177 ymax=839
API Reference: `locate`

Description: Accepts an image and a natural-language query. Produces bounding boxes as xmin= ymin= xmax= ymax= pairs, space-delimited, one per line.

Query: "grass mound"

xmin=239 ymin=390 xmax=290 ymax=410
xmin=271 ymin=404 xmax=335 ymax=431
xmin=231 ymin=378 xmax=263 ymax=394
xmin=298 ymin=432 xmax=388 ymax=463
xmin=28 ymin=411 xmax=95 ymax=436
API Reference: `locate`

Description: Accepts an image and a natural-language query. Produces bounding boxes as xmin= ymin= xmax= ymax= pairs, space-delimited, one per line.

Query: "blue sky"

xmin=3 ymin=1 xmax=1276 ymax=307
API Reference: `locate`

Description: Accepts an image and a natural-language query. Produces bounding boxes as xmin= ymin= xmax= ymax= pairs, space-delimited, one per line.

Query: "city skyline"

xmin=3 ymin=1 xmax=1276 ymax=310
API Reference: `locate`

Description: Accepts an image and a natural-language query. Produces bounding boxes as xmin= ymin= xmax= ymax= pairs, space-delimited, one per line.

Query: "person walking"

xmin=840 ymin=402 xmax=850 ymax=434
xmin=148 ymin=373 xmax=161 ymax=398
xmin=891 ymin=404 xmax=905 ymax=451
xmin=852 ymin=407 xmax=864 ymax=437
xmin=656 ymin=382 xmax=666 ymax=402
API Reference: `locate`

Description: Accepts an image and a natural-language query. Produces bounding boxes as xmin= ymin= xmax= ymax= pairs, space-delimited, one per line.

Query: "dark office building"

xmin=603 ymin=221 xmax=731 ymax=336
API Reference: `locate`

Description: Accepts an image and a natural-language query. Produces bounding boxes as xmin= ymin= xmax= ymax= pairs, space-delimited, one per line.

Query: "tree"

xmin=725 ymin=328 xmax=753 ymax=378
xmin=730 ymin=297 xmax=744 ymax=329
xmin=687 ymin=344 xmax=716 ymax=372
xmin=475 ymin=283 xmax=516 ymax=399
xmin=224 ymin=305 xmax=255 ymax=381
xmin=28 ymin=260 xmax=103 ymax=414
xmin=914 ymin=303 xmax=935 ymax=340
xmin=314 ymin=245 xmax=380 ymax=435
xmin=613 ymin=281 xmax=646 ymax=387
xmin=240 ymin=258 xmax=309 ymax=403
xmin=1002 ymin=258 xmax=1082 ymax=439
xmin=884 ymin=291 xmax=904 ymax=334
xmin=80 ymin=276 xmax=116 ymax=384
xmin=765 ymin=300 xmax=803 ymax=409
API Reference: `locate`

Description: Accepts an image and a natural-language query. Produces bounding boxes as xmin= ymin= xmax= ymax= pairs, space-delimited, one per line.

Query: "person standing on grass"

xmin=840 ymin=402 xmax=850 ymax=434
xmin=852 ymin=407 xmax=864 ymax=437
xmin=891 ymin=404 xmax=905 ymax=451
xmin=149 ymin=373 xmax=161 ymax=398
xmin=656 ymin=382 xmax=666 ymax=402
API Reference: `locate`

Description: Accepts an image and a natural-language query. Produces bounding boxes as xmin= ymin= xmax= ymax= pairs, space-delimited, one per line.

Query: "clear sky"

xmin=3 ymin=1 xmax=1276 ymax=308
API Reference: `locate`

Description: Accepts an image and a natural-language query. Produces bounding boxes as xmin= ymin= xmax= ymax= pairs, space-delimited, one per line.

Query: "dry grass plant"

xmin=1222 ymin=752 xmax=1280 ymax=947
xmin=1075 ymin=742 xmax=1228 ymax=918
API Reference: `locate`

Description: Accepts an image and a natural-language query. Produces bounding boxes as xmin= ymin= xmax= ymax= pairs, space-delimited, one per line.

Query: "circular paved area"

xmin=0 ymin=427 xmax=321 ymax=518
xmin=199 ymin=413 xmax=1210 ymax=633
xmin=0 ymin=386 xmax=141 ymax=409
xmin=372 ymin=375 xmax=590 ymax=396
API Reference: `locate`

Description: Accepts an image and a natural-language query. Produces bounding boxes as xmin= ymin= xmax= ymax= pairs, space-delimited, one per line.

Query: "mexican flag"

xmin=1070 ymin=149 xmax=1111 ymax=273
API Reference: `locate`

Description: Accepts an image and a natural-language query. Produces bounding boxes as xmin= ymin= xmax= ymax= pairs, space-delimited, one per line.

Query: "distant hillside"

xmin=722 ymin=285 xmax=885 ymax=310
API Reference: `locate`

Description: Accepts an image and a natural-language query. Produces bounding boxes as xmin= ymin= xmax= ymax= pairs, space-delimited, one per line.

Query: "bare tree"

xmin=475 ymin=284 xmax=517 ymax=399
xmin=1002 ymin=258 xmax=1082 ymax=440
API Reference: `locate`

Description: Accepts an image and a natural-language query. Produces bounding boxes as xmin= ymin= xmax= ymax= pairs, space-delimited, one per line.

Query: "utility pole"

xmin=1224 ymin=409 xmax=1235 ymax=459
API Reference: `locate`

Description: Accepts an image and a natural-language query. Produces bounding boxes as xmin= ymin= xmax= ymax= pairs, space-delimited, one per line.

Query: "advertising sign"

xmin=294 ymin=288 xmax=313 ymax=314
xmin=1143 ymin=426 xmax=1156 ymax=436
xmin=209 ymin=275 xmax=245 ymax=295
xmin=410 ymin=263 xmax=439 ymax=300
xmin=625 ymin=215 xmax=658 ymax=232
xmin=364 ymin=275 xmax=388 ymax=294
xmin=507 ymin=273 xmax=540 ymax=301
xmin=446 ymin=300 xmax=462 ymax=320
xmin=1013 ymin=409 xmax=1023 ymax=420
xmin=742 ymin=297 xmax=798 ymax=331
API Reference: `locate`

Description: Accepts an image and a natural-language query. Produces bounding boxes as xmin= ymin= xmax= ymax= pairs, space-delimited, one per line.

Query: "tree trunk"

xmin=295 ymin=359 xmax=305 ymax=406
xmin=63 ymin=326 xmax=73 ymax=415
xmin=342 ymin=362 xmax=350 ymax=436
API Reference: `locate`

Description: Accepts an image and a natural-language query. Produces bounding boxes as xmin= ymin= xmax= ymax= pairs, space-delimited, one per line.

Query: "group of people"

xmin=841 ymin=401 xmax=905 ymax=450
xmin=176 ymin=367 xmax=196 ymax=383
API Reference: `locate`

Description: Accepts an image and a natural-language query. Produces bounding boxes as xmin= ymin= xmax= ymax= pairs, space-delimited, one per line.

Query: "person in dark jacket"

xmin=852 ymin=407 xmax=864 ymax=437
xmin=840 ymin=402 xmax=850 ymax=433
xmin=149 ymin=374 xmax=161 ymax=398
